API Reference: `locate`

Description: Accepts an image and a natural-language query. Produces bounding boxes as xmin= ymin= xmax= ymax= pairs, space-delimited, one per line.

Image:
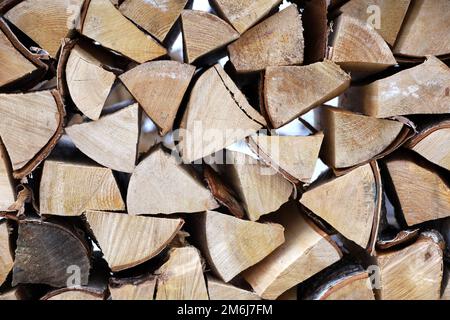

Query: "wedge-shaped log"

xmin=127 ymin=147 xmax=219 ymax=215
xmin=341 ymin=57 xmax=450 ymax=118
xmin=119 ymin=0 xmax=188 ymax=42
xmin=120 ymin=61 xmax=195 ymax=135
xmin=228 ymin=5 xmax=304 ymax=73
xmin=243 ymin=202 xmax=342 ymax=300
xmin=179 ymin=64 xmax=266 ymax=163
xmin=329 ymin=15 xmax=396 ymax=73
xmin=181 ymin=10 xmax=239 ymax=64
xmin=195 ymin=210 xmax=285 ymax=282
xmin=12 ymin=219 xmax=91 ymax=287
xmin=384 ymin=154 xmax=450 ymax=226
xmin=40 ymin=160 xmax=125 ymax=216
xmin=0 ymin=140 xmax=14 ymax=211
xmin=42 ymin=287 xmax=105 ymax=300
xmin=263 ymin=61 xmax=350 ymax=128
xmin=0 ymin=221 xmax=13 ymax=286
xmin=221 ymin=150 xmax=293 ymax=221
xmin=81 ymin=0 xmax=167 ymax=63
xmin=109 ymin=275 xmax=156 ymax=300
xmin=207 ymin=275 xmax=261 ymax=300
xmin=85 ymin=210 xmax=183 ymax=272
xmin=300 ymin=164 xmax=377 ymax=248
xmin=394 ymin=0 xmax=450 ymax=57
xmin=66 ymin=104 xmax=139 ymax=173
xmin=155 ymin=247 xmax=208 ymax=300
xmin=4 ymin=0 xmax=83 ymax=57
xmin=211 ymin=0 xmax=281 ymax=34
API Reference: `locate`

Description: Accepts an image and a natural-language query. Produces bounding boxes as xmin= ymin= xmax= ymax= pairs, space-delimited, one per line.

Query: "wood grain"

xmin=0 ymin=221 xmax=13 ymax=286
xmin=207 ymin=275 xmax=261 ymax=300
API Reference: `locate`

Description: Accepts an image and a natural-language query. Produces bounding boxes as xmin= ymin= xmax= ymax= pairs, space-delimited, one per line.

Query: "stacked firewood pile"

xmin=0 ymin=0 xmax=449 ymax=300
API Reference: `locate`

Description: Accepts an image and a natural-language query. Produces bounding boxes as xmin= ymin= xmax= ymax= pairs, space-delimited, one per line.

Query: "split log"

xmin=228 ymin=5 xmax=304 ymax=73
xmin=0 ymin=287 xmax=29 ymax=300
xmin=0 ymin=140 xmax=14 ymax=211
xmin=4 ymin=0 xmax=84 ymax=57
xmin=210 ymin=0 xmax=282 ymax=34
xmin=85 ymin=210 xmax=183 ymax=272
xmin=277 ymin=287 xmax=297 ymax=300
xmin=66 ymin=103 xmax=139 ymax=173
xmin=0 ymin=90 xmax=64 ymax=178
xmin=206 ymin=275 xmax=261 ymax=300
xmin=181 ymin=10 xmax=239 ymax=64
xmin=39 ymin=160 xmax=125 ymax=216
xmin=394 ymin=0 xmax=450 ymax=58
xmin=194 ymin=210 xmax=285 ymax=282
xmin=65 ymin=43 xmax=116 ymax=120
xmin=127 ymin=146 xmax=218 ymax=215
xmin=109 ymin=275 xmax=156 ymax=300
xmin=119 ymin=61 xmax=195 ymax=135
xmin=81 ymin=0 xmax=167 ymax=63
xmin=41 ymin=287 xmax=105 ymax=300
xmin=301 ymin=0 xmax=329 ymax=64
xmin=221 ymin=150 xmax=293 ymax=221
xmin=155 ymin=247 xmax=208 ymax=300
xmin=338 ymin=0 xmax=411 ymax=46
xmin=263 ymin=60 xmax=350 ymax=129
xmin=328 ymin=15 xmax=396 ymax=73
xmin=243 ymin=202 xmax=342 ymax=300
xmin=384 ymin=153 xmax=450 ymax=226
xmin=12 ymin=219 xmax=92 ymax=287
xmin=178 ymin=64 xmax=266 ymax=163
xmin=0 ymin=221 xmax=13 ymax=286
xmin=119 ymin=0 xmax=188 ymax=42
xmin=341 ymin=56 xmax=450 ymax=118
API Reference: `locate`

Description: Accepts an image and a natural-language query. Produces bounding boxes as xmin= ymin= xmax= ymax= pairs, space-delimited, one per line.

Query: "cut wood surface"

xmin=195 ymin=210 xmax=285 ymax=282
xmin=179 ymin=64 xmax=265 ymax=163
xmin=81 ymin=0 xmax=167 ymax=63
xmin=329 ymin=15 xmax=396 ymax=73
xmin=300 ymin=164 xmax=377 ymax=248
xmin=341 ymin=57 xmax=450 ymax=118
xmin=263 ymin=60 xmax=350 ymax=128
xmin=181 ymin=10 xmax=239 ymax=64
xmin=4 ymin=0 xmax=84 ymax=57
xmin=155 ymin=247 xmax=208 ymax=300
xmin=394 ymin=0 xmax=450 ymax=57
xmin=0 ymin=287 xmax=28 ymax=300
xmin=0 ymin=141 xmax=14 ymax=211
xmin=211 ymin=0 xmax=282 ymax=34
xmin=228 ymin=5 xmax=304 ymax=73
xmin=85 ymin=210 xmax=183 ymax=272
xmin=127 ymin=147 xmax=219 ymax=215
xmin=66 ymin=103 xmax=139 ymax=173
xmin=0 ymin=221 xmax=13 ymax=286
xmin=222 ymin=150 xmax=293 ymax=221
xmin=109 ymin=276 xmax=156 ymax=300
xmin=119 ymin=61 xmax=195 ymax=135
xmin=119 ymin=0 xmax=188 ymax=42
xmin=206 ymin=275 xmax=261 ymax=300
xmin=243 ymin=202 xmax=342 ymax=300
xmin=65 ymin=44 xmax=116 ymax=120
xmin=42 ymin=288 xmax=105 ymax=300
xmin=384 ymin=154 xmax=450 ymax=226
xmin=40 ymin=160 xmax=125 ymax=216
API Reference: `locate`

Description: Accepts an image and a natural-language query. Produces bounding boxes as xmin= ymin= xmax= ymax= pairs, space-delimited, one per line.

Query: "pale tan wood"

xmin=119 ymin=61 xmax=195 ymax=135
xmin=65 ymin=44 xmax=116 ymax=120
xmin=0 ymin=287 xmax=27 ymax=300
xmin=81 ymin=0 xmax=167 ymax=63
xmin=385 ymin=155 xmax=450 ymax=226
xmin=211 ymin=0 xmax=282 ymax=34
xmin=119 ymin=0 xmax=188 ymax=42
xmin=44 ymin=290 xmax=103 ymax=300
xmin=4 ymin=0 xmax=84 ymax=57
xmin=318 ymin=107 xmax=404 ymax=169
xmin=222 ymin=150 xmax=293 ymax=221
xmin=264 ymin=61 xmax=350 ymax=128
xmin=341 ymin=57 xmax=450 ymax=118
xmin=315 ymin=272 xmax=374 ymax=300
xmin=155 ymin=247 xmax=208 ymax=300
xmin=66 ymin=104 xmax=139 ymax=173
xmin=195 ymin=210 xmax=285 ymax=282
xmin=0 ymin=221 xmax=13 ymax=286
xmin=109 ymin=277 xmax=156 ymax=300
xmin=127 ymin=147 xmax=219 ymax=215
xmin=329 ymin=15 xmax=396 ymax=72
xmin=85 ymin=210 xmax=183 ymax=272
xmin=0 ymin=90 xmax=60 ymax=171
xmin=300 ymin=164 xmax=376 ymax=248
xmin=0 ymin=141 xmax=14 ymax=211
xmin=206 ymin=275 xmax=261 ymax=300
xmin=394 ymin=0 xmax=450 ymax=57
xmin=243 ymin=202 xmax=342 ymax=300
xmin=410 ymin=129 xmax=450 ymax=172
xmin=40 ymin=160 xmax=125 ymax=216
xmin=277 ymin=287 xmax=297 ymax=300
xmin=228 ymin=5 xmax=304 ymax=73
xmin=339 ymin=0 xmax=411 ymax=46
xmin=181 ymin=10 xmax=239 ymax=63
xmin=179 ymin=64 xmax=265 ymax=163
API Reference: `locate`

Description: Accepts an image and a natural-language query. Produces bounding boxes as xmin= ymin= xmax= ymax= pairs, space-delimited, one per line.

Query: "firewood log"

xmin=109 ymin=275 xmax=156 ymax=300
xmin=0 ymin=221 xmax=13 ymax=286
xmin=0 ymin=140 xmax=14 ymax=211
xmin=206 ymin=275 xmax=261 ymax=300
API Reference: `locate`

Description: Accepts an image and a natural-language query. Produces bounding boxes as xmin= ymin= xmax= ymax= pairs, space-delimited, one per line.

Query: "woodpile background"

xmin=0 ymin=0 xmax=450 ymax=301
